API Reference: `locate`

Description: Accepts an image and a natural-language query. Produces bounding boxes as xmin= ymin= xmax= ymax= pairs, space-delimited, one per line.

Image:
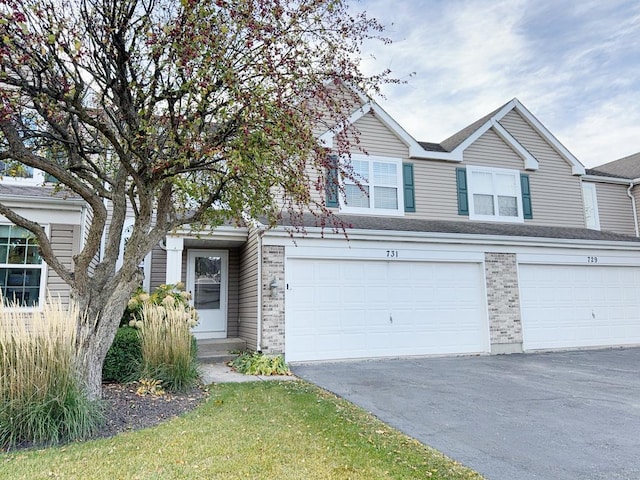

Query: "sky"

xmin=358 ymin=0 xmax=640 ymax=168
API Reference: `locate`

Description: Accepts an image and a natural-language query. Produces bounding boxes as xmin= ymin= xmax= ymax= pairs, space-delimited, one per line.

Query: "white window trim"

xmin=467 ymin=165 xmax=524 ymax=223
xmin=339 ymin=154 xmax=405 ymax=216
xmin=0 ymin=223 xmax=49 ymax=310
xmin=582 ymin=182 xmax=601 ymax=230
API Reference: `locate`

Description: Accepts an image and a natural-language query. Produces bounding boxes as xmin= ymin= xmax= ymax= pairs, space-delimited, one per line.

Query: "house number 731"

xmin=386 ymin=250 xmax=399 ymax=258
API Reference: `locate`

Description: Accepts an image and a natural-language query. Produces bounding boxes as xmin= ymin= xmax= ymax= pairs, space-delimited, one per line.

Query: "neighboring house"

xmin=3 ymin=97 xmax=640 ymax=362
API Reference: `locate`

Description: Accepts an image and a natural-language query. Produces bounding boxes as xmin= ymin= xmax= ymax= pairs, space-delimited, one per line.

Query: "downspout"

xmin=627 ymin=181 xmax=639 ymax=237
xmin=256 ymin=226 xmax=266 ymax=352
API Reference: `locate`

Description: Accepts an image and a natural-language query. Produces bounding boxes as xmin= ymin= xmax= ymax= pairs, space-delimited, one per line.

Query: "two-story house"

xmin=3 ymin=95 xmax=640 ymax=362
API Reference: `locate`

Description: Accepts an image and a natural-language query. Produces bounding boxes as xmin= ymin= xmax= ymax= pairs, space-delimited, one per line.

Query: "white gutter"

xmin=581 ymin=174 xmax=634 ymax=185
xmin=256 ymin=225 xmax=266 ymax=352
xmin=262 ymin=225 xmax=640 ymax=250
xmin=627 ymin=182 xmax=639 ymax=237
xmin=0 ymin=194 xmax=87 ymax=208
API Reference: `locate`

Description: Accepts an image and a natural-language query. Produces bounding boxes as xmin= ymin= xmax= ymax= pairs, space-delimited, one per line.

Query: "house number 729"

xmin=587 ymin=256 xmax=598 ymax=263
xmin=386 ymin=250 xmax=399 ymax=258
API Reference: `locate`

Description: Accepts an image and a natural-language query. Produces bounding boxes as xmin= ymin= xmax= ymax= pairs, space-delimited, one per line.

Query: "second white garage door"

xmin=285 ymin=258 xmax=489 ymax=362
xmin=520 ymin=264 xmax=640 ymax=350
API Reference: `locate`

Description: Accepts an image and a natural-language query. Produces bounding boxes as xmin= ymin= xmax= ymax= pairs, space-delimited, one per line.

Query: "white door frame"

xmin=186 ymin=249 xmax=228 ymax=339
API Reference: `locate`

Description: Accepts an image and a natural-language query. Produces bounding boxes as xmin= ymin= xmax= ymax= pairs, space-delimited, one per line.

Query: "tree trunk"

xmin=72 ymin=271 xmax=143 ymax=400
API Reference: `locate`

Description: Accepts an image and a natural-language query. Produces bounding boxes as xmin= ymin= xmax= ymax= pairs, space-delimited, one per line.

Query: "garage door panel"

xmin=286 ymin=258 xmax=488 ymax=361
xmin=520 ymin=264 xmax=640 ymax=350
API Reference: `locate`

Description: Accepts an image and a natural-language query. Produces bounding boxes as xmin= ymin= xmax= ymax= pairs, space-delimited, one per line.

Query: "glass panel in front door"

xmin=193 ymin=256 xmax=221 ymax=310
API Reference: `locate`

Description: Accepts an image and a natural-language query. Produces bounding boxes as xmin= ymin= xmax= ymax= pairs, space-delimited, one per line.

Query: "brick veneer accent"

xmin=260 ymin=246 xmax=285 ymax=353
xmin=484 ymin=252 xmax=523 ymax=354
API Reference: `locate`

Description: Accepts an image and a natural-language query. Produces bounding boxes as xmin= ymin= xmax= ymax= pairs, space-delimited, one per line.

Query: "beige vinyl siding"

xmin=408 ymin=159 xmax=462 ymax=220
xmin=497 ymin=111 xmax=584 ymax=228
xmin=590 ymin=182 xmax=637 ymax=236
xmin=46 ymin=224 xmax=80 ymax=306
xmin=634 ymin=187 xmax=640 ymax=235
xmin=351 ymin=112 xmax=410 ymax=158
xmin=238 ymin=229 xmax=259 ymax=349
xmin=227 ymin=248 xmax=240 ymax=337
xmin=81 ymin=204 xmax=100 ymax=276
xmin=150 ymin=244 xmax=167 ymax=289
xmin=308 ymin=111 xmax=410 ymax=208
xmin=408 ymin=129 xmax=543 ymax=221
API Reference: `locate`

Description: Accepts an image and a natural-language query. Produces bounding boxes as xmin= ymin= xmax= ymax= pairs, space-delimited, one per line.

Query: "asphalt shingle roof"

xmin=589 ymin=152 xmax=640 ymax=180
xmin=279 ymin=213 xmax=640 ymax=243
xmin=0 ymin=184 xmax=81 ymax=200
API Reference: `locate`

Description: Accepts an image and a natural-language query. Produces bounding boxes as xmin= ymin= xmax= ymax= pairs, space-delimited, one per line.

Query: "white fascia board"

xmin=505 ymin=99 xmax=586 ymax=176
xmin=581 ymin=174 xmax=634 ymax=185
xmin=262 ymin=225 xmax=640 ymax=251
xmin=318 ymin=103 xmax=372 ymax=147
xmin=365 ymin=103 xmax=457 ymax=160
xmin=318 ymin=101 xmax=463 ymax=162
xmin=446 ymin=100 xmax=540 ymax=171
xmin=491 ymin=120 xmax=539 ymax=170
xmin=171 ymin=225 xmax=249 ymax=241
xmin=0 ymin=194 xmax=86 ymax=209
xmin=419 ymin=150 xmax=463 ymax=161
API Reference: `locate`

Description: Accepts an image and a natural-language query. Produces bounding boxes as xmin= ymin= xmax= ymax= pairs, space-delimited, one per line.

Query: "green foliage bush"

xmin=229 ymin=352 xmax=290 ymax=376
xmin=121 ymin=283 xmax=198 ymax=328
xmin=102 ymin=326 xmax=142 ymax=383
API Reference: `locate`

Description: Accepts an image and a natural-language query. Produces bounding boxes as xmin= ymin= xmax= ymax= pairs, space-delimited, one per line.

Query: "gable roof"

xmin=430 ymin=99 xmax=585 ymax=174
xmin=319 ymin=91 xmax=585 ymax=174
xmin=590 ymin=152 xmax=640 ymax=180
xmin=439 ymin=104 xmax=505 ymax=152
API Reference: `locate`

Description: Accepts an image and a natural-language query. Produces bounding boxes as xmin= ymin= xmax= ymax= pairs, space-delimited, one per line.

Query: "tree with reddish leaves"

xmin=0 ymin=0 xmax=395 ymax=398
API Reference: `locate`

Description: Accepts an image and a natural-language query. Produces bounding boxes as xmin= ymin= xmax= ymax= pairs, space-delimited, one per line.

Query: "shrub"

xmin=0 ymin=298 xmax=103 ymax=449
xmin=229 ymin=352 xmax=291 ymax=376
xmin=102 ymin=326 xmax=142 ymax=383
xmin=121 ymin=283 xmax=198 ymax=328
xmin=138 ymin=302 xmax=199 ymax=392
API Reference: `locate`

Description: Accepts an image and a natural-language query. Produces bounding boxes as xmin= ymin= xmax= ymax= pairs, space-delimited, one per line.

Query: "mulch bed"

xmin=96 ymin=382 xmax=209 ymax=439
xmin=5 ymin=383 xmax=209 ymax=452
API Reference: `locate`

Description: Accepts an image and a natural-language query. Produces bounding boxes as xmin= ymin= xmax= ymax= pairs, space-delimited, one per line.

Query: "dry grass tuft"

xmin=139 ymin=303 xmax=199 ymax=392
xmin=0 ymin=297 xmax=102 ymax=449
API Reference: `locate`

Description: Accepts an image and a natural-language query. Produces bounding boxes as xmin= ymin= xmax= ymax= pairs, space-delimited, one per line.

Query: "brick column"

xmin=261 ymin=246 xmax=285 ymax=354
xmin=485 ymin=252 xmax=523 ymax=354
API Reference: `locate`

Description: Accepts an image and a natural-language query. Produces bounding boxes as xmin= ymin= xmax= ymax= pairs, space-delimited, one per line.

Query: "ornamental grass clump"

xmin=139 ymin=302 xmax=199 ymax=393
xmin=0 ymin=298 xmax=103 ymax=450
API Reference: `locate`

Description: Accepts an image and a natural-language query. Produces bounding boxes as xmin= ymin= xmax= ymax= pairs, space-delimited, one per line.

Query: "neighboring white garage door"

xmin=520 ymin=264 xmax=640 ymax=350
xmin=285 ymin=258 xmax=488 ymax=362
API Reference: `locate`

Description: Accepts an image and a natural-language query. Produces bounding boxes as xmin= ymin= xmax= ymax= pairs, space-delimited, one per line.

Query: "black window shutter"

xmin=326 ymin=156 xmax=339 ymax=208
xmin=520 ymin=173 xmax=533 ymax=219
xmin=403 ymin=163 xmax=415 ymax=212
xmin=456 ymin=167 xmax=469 ymax=216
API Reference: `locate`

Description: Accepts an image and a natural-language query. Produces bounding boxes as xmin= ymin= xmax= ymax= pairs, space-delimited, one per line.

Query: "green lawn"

xmin=0 ymin=381 xmax=483 ymax=479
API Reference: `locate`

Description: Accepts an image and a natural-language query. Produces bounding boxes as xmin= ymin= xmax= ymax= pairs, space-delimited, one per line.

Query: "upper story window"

xmin=467 ymin=165 xmax=524 ymax=223
xmin=582 ymin=182 xmax=600 ymax=230
xmin=340 ymin=155 xmax=405 ymax=216
xmin=0 ymin=225 xmax=44 ymax=307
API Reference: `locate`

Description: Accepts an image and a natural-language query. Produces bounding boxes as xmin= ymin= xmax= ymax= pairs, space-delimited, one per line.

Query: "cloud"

xmin=357 ymin=0 xmax=640 ymax=167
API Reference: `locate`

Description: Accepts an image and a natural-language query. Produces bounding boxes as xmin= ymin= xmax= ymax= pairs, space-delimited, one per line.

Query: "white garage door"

xmin=520 ymin=264 xmax=640 ymax=350
xmin=285 ymin=258 xmax=488 ymax=361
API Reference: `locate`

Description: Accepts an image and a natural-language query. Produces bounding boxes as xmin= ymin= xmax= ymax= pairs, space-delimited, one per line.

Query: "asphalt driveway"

xmin=292 ymin=348 xmax=640 ymax=480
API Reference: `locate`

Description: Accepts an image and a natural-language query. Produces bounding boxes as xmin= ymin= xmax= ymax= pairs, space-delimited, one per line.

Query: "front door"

xmin=186 ymin=249 xmax=228 ymax=339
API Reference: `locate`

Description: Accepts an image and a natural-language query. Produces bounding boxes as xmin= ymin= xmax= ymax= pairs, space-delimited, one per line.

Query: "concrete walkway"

xmin=199 ymin=362 xmax=295 ymax=384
